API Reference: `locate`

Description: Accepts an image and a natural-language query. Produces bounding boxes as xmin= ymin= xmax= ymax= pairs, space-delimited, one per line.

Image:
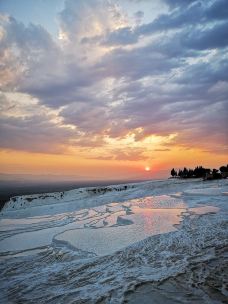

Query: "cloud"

xmin=92 ymin=0 xmax=228 ymax=48
xmin=0 ymin=0 xmax=227 ymax=158
xmin=0 ymin=115 xmax=75 ymax=153
xmin=113 ymin=148 xmax=147 ymax=161
xmin=0 ymin=92 xmax=76 ymax=153
xmin=60 ymin=101 xmax=110 ymax=134
xmin=163 ymin=0 xmax=197 ymax=8
xmin=87 ymin=147 xmax=147 ymax=161
xmin=95 ymin=45 xmax=181 ymax=80
xmin=134 ymin=10 xmax=144 ymax=24
xmin=154 ymin=148 xmax=170 ymax=152
xmin=59 ymin=0 xmax=126 ymax=41
xmin=182 ymin=21 xmax=228 ymax=50
xmin=101 ymin=27 xmax=139 ymax=46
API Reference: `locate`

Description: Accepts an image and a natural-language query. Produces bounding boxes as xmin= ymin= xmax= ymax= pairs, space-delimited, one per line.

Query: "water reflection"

xmin=0 ymin=195 xmax=219 ymax=257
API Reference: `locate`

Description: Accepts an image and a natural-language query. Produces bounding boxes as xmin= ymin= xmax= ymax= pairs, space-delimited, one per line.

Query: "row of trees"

xmin=171 ymin=165 xmax=228 ymax=179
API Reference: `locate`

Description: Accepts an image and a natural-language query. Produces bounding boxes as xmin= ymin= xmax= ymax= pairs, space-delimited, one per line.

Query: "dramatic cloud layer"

xmin=0 ymin=0 xmax=227 ymax=164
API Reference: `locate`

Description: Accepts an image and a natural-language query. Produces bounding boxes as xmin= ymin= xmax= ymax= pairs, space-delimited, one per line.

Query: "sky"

xmin=0 ymin=0 xmax=227 ymax=181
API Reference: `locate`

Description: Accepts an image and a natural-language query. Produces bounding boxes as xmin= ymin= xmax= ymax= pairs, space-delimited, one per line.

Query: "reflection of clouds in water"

xmin=53 ymin=196 xmax=189 ymax=256
xmin=0 ymin=195 xmax=186 ymax=255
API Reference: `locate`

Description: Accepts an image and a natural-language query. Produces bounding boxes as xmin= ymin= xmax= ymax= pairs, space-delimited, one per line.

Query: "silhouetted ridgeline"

xmin=170 ymin=165 xmax=228 ymax=180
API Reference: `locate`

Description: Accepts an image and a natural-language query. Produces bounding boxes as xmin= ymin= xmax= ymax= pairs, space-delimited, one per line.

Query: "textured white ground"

xmin=0 ymin=178 xmax=227 ymax=303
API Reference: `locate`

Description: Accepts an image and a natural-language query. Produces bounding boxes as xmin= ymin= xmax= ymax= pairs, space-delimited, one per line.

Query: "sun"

xmin=145 ymin=166 xmax=151 ymax=171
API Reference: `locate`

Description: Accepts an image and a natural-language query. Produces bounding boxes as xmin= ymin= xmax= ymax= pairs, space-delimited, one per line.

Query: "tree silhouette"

xmin=178 ymin=169 xmax=183 ymax=177
xmin=220 ymin=165 xmax=228 ymax=173
xmin=183 ymin=167 xmax=188 ymax=178
xmin=171 ymin=168 xmax=177 ymax=177
xmin=170 ymin=164 xmax=227 ymax=179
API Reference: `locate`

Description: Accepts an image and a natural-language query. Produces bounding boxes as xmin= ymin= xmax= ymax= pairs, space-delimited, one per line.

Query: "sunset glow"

xmin=0 ymin=0 xmax=227 ymax=181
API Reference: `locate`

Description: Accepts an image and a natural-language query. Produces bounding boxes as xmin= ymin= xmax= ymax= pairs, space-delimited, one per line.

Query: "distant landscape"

xmin=0 ymin=178 xmax=145 ymax=210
